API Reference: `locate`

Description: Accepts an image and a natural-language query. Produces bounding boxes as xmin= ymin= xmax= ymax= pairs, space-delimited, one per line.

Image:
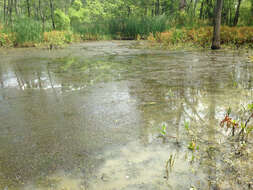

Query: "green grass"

xmin=11 ymin=17 xmax=43 ymax=44
xmin=71 ymin=15 xmax=171 ymax=40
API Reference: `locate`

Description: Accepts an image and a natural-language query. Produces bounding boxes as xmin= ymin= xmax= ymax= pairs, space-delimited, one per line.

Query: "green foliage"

xmin=12 ymin=17 xmax=43 ymax=45
xmin=54 ymin=9 xmax=70 ymax=31
xmin=69 ymin=0 xmax=88 ymax=32
xmin=149 ymin=26 xmax=253 ymax=48
xmin=1 ymin=0 xmax=253 ymax=46
xmin=188 ymin=140 xmax=199 ymax=151
xmin=160 ymin=124 xmax=167 ymax=136
xmin=72 ymin=0 xmax=83 ymax=11
xmin=0 ymin=32 xmax=15 ymax=47
xmin=108 ymin=15 xmax=170 ymax=39
xmin=43 ymin=31 xmax=73 ymax=48
xmin=220 ymin=103 xmax=253 ymax=142
xmin=248 ymin=103 xmax=253 ymax=111
xmin=184 ymin=121 xmax=190 ymax=131
xmin=0 ymin=25 xmax=15 ymax=47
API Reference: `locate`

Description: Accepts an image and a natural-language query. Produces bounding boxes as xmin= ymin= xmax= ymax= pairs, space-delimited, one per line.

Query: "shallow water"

xmin=0 ymin=41 xmax=253 ymax=190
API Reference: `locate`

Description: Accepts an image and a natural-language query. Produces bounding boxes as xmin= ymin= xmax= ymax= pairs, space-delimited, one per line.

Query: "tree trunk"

xmin=211 ymin=0 xmax=223 ymax=50
xmin=127 ymin=6 xmax=131 ymax=17
xmin=199 ymin=1 xmax=204 ymax=19
xmin=251 ymin=0 xmax=253 ymax=17
xmin=4 ymin=0 xmax=7 ymax=22
xmin=233 ymin=0 xmax=242 ymax=26
xmin=193 ymin=0 xmax=198 ymax=16
xmin=179 ymin=0 xmax=186 ymax=11
xmin=155 ymin=0 xmax=160 ymax=15
xmin=187 ymin=0 xmax=193 ymax=13
xmin=9 ymin=0 xmax=13 ymax=23
xmin=145 ymin=7 xmax=148 ymax=16
xmin=49 ymin=0 xmax=56 ymax=29
xmin=14 ymin=0 xmax=18 ymax=15
xmin=39 ymin=0 xmax=42 ymax=20
xmin=26 ymin=0 xmax=30 ymax=17
xmin=39 ymin=0 xmax=45 ymax=31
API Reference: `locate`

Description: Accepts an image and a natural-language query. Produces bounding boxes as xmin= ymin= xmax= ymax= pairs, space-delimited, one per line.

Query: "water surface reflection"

xmin=0 ymin=42 xmax=252 ymax=189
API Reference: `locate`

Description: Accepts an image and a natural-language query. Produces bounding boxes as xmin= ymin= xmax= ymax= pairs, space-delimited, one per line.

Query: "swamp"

xmin=0 ymin=41 xmax=252 ymax=189
xmin=1 ymin=0 xmax=253 ymax=189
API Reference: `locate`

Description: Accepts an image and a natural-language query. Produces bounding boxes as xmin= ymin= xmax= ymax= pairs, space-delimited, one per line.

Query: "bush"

xmin=12 ymin=17 xmax=43 ymax=45
xmin=149 ymin=26 xmax=253 ymax=48
xmin=107 ymin=15 xmax=170 ymax=39
xmin=43 ymin=31 xmax=72 ymax=48
xmin=54 ymin=9 xmax=71 ymax=31
xmin=0 ymin=32 xmax=15 ymax=47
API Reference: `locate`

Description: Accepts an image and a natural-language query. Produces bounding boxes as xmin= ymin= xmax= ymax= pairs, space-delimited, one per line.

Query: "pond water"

xmin=0 ymin=41 xmax=252 ymax=190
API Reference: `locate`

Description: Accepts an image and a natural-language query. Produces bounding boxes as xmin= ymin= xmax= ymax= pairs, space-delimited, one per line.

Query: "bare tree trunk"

xmin=9 ymin=0 xmax=13 ymax=23
xmin=49 ymin=0 xmax=56 ymax=29
xmin=211 ymin=0 xmax=223 ymax=50
xmin=155 ymin=0 xmax=160 ymax=15
xmin=127 ymin=6 xmax=131 ymax=17
xmin=14 ymin=0 xmax=18 ymax=15
xmin=6 ymin=0 xmax=13 ymax=24
xmin=193 ymin=0 xmax=199 ymax=16
xmin=233 ymin=0 xmax=242 ymax=26
xmin=145 ymin=7 xmax=148 ymax=16
xmin=199 ymin=1 xmax=204 ymax=19
xmin=26 ymin=0 xmax=30 ymax=17
xmin=38 ymin=0 xmax=45 ymax=31
xmin=4 ymin=0 xmax=7 ymax=22
xmin=187 ymin=0 xmax=193 ymax=13
xmin=39 ymin=0 xmax=42 ymax=19
xmin=179 ymin=0 xmax=186 ymax=11
xmin=251 ymin=0 xmax=253 ymax=18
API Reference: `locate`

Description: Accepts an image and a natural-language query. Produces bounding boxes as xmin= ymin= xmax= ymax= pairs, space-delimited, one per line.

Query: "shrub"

xmin=12 ymin=17 xmax=43 ymax=45
xmin=149 ymin=26 xmax=253 ymax=48
xmin=0 ymin=32 xmax=15 ymax=47
xmin=108 ymin=15 xmax=170 ymax=39
xmin=43 ymin=31 xmax=72 ymax=48
xmin=54 ymin=9 xmax=71 ymax=31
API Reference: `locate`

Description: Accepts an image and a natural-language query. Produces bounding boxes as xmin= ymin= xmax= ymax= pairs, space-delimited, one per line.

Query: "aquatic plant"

xmin=160 ymin=124 xmax=167 ymax=136
xmin=220 ymin=103 xmax=253 ymax=142
xmin=165 ymin=153 xmax=176 ymax=179
xmin=188 ymin=139 xmax=199 ymax=151
xmin=184 ymin=121 xmax=190 ymax=131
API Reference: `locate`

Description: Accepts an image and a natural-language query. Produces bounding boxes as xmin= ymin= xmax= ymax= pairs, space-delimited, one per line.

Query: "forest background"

xmin=0 ymin=0 xmax=253 ymax=48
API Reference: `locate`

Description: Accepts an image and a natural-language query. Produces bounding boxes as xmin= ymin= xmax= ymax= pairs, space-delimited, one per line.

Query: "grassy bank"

xmin=0 ymin=15 xmax=172 ymax=48
xmin=147 ymin=26 xmax=253 ymax=49
xmin=1 ymin=17 xmax=253 ymax=49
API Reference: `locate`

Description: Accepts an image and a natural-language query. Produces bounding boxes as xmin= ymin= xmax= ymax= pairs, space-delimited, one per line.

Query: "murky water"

xmin=0 ymin=41 xmax=253 ymax=190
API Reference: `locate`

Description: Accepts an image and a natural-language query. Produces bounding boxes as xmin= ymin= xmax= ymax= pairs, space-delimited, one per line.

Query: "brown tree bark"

xmin=233 ymin=0 xmax=242 ymax=26
xmin=211 ymin=0 xmax=223 ymax=50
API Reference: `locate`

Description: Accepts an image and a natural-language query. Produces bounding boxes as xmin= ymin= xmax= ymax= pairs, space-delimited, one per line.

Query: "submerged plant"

xmin=165 ymin=153 xmax=176 ymax=179
xmin=220 ymin=104 xmax=253 ymax=142
xmin=188 ymin=140 xmax=199 ymax=151
xmin=184 ymin=121 xmax=190 ymax=131
xmin=160 ymin=124 xmax=167 ymax=136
